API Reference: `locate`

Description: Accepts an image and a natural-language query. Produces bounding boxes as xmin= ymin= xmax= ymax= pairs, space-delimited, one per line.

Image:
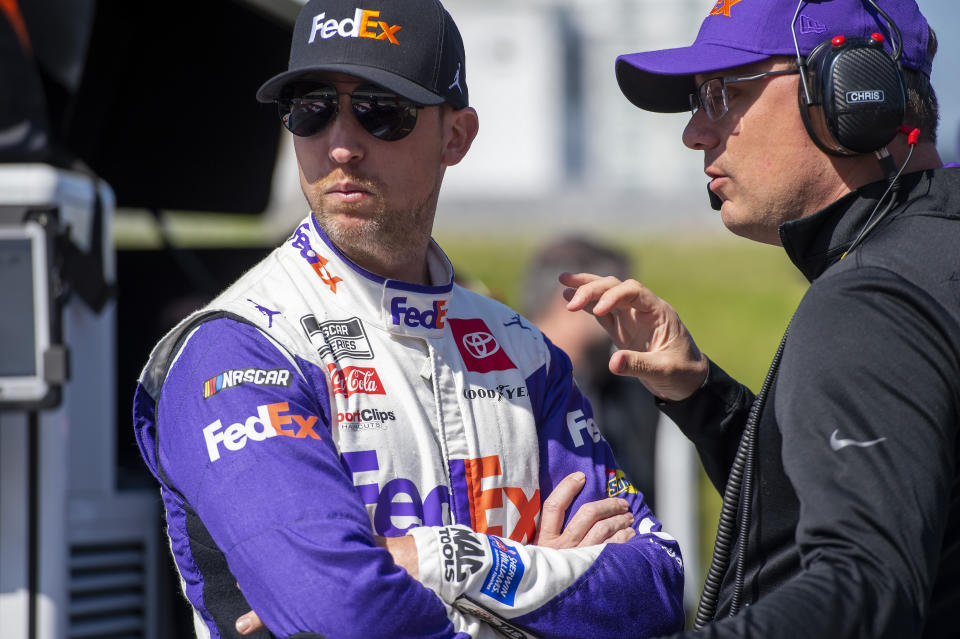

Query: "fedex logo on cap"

xmin=308 ymin=9 xmax=402 ymax=45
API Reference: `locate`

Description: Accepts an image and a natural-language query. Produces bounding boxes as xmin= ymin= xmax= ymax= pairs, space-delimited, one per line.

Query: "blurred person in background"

xmin=132 ymin=0 xmax=684 ymax=637
xmin=524 ymin=237 xmax=704 ymax=620
xmin=564 ymin=0 xmax=959 ymax=637
xmin=521 ymin=237 xmax=660 ymax=508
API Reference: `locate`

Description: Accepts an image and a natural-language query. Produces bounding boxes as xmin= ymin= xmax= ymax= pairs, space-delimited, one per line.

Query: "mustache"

xmin=314 ymin=170 xmax=383 ymax=197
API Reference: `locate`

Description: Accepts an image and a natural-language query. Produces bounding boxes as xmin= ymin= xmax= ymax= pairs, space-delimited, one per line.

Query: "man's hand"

xmin=560 ymin=272 xmax=708 ymax=401
xmin=375 ymin=534 xmax=418 ymax=579
xmin=534 ymin=471 xmax=635 ymax=547
xmin=235 ymin=609 xmax=261 ymax=636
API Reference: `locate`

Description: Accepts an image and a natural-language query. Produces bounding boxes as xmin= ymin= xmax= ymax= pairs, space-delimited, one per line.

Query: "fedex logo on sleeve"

xmin=203 ymin=402 xmax=320 ymax=462
xmin=566 ymin=409 xmax=601 ymax=447
xmin=308 ymin=9 xmax=402 ymax=45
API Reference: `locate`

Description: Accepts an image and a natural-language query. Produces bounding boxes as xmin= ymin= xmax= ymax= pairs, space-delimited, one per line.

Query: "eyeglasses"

xmin=689 ymin=69 xmax=800 ymax=121
xmin=277 ymin=83 xmax=424 ymax=141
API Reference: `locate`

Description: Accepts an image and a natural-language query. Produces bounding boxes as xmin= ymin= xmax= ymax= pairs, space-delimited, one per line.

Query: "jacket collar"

xmin=778 ymin=171 xmax=929 ymax=283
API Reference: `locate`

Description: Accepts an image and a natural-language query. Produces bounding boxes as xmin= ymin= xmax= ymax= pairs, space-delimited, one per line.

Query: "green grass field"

xmin=435 ymin=229 xmax=810 ymax=579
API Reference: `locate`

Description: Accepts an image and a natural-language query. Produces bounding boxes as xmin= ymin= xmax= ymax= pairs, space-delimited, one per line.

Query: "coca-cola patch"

xmin=328 ymin=364 xmax=386 ymax=397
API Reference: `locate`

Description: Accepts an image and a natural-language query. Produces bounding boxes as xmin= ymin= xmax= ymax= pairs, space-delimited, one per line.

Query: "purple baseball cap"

xmin=617 ymin=0 xmax=931 ymax=113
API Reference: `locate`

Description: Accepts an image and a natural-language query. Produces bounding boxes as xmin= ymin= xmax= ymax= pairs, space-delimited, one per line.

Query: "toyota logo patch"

xmin=462 ymin=331 xmax=500 ymax=359
xmin=448 ymin=318 xmax=518 ymax=373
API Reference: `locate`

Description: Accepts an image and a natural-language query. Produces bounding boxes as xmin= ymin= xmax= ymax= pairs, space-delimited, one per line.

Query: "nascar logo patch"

xmin=203 ymin=368 xmax=292 ymax=399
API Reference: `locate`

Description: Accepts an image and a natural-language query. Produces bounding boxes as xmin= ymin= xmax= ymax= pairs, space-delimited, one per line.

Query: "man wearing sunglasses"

xmin=564 ymin=0 xmax=959 ymax=638
xmin=132 ymin=1 xmax=684 ymax=638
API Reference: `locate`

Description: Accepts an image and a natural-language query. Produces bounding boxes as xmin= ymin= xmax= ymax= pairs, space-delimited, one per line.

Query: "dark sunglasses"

xmin=277 ymin=83 xmax=423 ymax=141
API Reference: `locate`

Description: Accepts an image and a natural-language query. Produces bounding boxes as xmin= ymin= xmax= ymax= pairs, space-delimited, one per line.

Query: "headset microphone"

xmin=708 ymin=186 xmax=723 ymax=211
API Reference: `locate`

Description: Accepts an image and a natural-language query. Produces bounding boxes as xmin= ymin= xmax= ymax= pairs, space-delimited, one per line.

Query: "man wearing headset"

xmin=133 ymin=0 xmax=684 ymax=637
xmin=564 ymin=0 xmax=958 ymax=637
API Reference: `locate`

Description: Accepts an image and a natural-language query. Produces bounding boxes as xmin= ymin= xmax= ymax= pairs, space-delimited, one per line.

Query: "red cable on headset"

xmin=842 ymin=124 xmax=920 ymax=260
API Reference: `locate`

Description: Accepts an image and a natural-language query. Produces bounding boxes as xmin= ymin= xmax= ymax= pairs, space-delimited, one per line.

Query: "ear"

xmin=441 ymin=106 xmax=479 ymax=167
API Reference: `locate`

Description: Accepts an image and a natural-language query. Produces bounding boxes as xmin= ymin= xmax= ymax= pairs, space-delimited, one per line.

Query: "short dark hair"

xmin=902 ymin=26 xmax=939 ymax=143
xmin=521 ymin=237 xmax=631 ymax=320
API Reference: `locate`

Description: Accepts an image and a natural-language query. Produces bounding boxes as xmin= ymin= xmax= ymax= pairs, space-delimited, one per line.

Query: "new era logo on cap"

xmin=308 ymin=9 xmax=402 ymax=46
xmin=799 ymin=15 xmax=827 ymax=35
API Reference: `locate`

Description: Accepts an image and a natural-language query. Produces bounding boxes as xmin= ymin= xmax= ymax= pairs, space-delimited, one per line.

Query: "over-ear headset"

xmin=793 ymin=0 xmax=906 ymax=156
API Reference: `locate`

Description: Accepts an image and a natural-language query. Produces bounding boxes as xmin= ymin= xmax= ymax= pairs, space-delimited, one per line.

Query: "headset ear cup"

xmin=798 ymin=41 xmax=849 ymax=155
xmin=798 ymin=37 xmax=906 ymax=156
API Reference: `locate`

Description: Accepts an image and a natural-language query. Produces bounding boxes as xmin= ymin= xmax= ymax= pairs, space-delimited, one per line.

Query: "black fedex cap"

xmin=256 ymin=0 xmax=468 ymax=108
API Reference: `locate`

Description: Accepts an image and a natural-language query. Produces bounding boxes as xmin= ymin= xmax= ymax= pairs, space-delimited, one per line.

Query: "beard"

xmin=308 ymin=170 xmax=442 ymax=263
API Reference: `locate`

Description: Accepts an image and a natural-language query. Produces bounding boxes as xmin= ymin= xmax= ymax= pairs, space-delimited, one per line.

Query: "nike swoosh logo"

xmin=829 ymin=429 xmax=887 ymax=452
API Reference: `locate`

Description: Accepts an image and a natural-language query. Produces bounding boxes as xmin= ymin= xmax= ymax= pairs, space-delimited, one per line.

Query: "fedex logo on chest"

xmin=390 ymin=296 xmax=448 ymax=330
xmin=342 ymin=450 xmax=540 ymax=542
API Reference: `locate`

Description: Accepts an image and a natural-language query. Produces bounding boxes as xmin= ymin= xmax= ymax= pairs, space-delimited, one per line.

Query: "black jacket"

xmin=661 ymin=168 xmax=960 ymax=638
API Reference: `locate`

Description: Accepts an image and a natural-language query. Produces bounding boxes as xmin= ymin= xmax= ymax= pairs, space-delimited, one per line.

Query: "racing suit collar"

xmin=308 ymin=213 xmax=456 ymax=293
xmin=285 ymin=213 xmax=455 ymax=339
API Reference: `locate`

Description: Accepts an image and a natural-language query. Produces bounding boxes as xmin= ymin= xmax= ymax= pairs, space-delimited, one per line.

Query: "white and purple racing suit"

xmin=133 ymin=214 xmax=684 ymax=639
